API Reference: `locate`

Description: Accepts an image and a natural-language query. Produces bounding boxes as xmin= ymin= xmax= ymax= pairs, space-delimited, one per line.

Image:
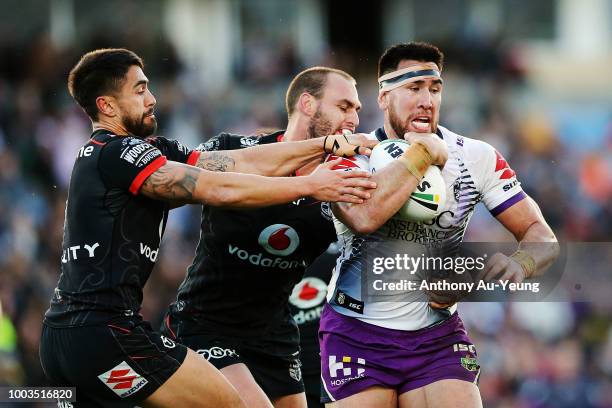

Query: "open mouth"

xmin=411 ymin=116 xmax=431 ymax=132
xmin=335 ymin=128 xmax=355 ymax=135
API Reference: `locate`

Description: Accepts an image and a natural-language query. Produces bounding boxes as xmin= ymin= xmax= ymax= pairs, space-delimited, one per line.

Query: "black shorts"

xmin=40 ymin=317 xmax=188 ymax=407
xmin=162 ymin=314 xmax=304 ymax=400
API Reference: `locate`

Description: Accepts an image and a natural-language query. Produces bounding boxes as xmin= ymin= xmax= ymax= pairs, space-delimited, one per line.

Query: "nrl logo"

xmin=460 ymin=356 xmax=479 ymax=372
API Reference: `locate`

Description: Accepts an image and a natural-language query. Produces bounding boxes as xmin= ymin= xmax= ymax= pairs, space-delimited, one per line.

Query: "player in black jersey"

xmin=288 ymin=244 xmax=338 ymax=408
xmin=39 ymin=50 xmax=377 ymax=408
xmin=162 ymin=67 xmax=362 ymax=408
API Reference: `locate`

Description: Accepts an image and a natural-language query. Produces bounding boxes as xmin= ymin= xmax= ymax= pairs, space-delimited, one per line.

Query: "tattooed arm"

xmin=193 ymin=135 xmax=377 ymax=176
xmin=139 ymin=159 xmax=376 ymax=207
xmin=194 ymin=151 xmax=236 ymax=172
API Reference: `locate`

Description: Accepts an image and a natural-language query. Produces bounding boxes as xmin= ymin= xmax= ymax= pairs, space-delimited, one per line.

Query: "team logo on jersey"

xmin=320 ymin=201 xmax=333 ymax=221
xmin=289 ymin=358 xmax=302 ymax=382
xmin=494 ymin=151 xmax=516 ymax=180
xmin=98 ymin=361 xmax=148 ymax=398
xmin=453 ymin=177 xmax=463 ymax=201
xmin=257 ymin=224 xmax=300 ymax=256
xmin=289 ymin=277 xmax=328 ymax=309
xmin=460 ymin=356 xmax=479 ymax=372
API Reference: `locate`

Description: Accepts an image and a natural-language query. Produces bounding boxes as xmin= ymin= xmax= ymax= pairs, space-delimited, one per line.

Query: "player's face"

xmin=116 ymin=65 xmax=157 ymax=137
xmin=308 ymin=73 xmax=361 ymax=138
xmin=384 ymin=59 xmax=442 ymax=136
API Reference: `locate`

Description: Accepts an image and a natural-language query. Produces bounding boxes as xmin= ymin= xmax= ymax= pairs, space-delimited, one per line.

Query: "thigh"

xmin=399 ymin=379 xmax=482 ymax=408
xmin=272 ymin=392 xmax=307 ymax=408
xmin=221 ymin=363 xmax=273 ymax=408
xmin=332 ymin=386 xmax=396 ymax=408
xmin=143 ymin=348 xmax=246 ymax=408
xmin=174 ymin=332 xmax=270 ymax=407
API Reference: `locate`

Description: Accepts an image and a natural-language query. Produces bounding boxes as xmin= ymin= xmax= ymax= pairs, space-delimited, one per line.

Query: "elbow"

xmin=333 ymin=204 xmax=384 ymax=235
xmin=352 ymin=221 xmax=378 ymax=235
xmin=345 ymin=209 xmax=383 ymax=235
xmin=203 ymin=186 xmax=243 ymax=207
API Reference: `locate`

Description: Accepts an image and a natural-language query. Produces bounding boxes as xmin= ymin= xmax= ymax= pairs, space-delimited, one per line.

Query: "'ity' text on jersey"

xmin=45 ymin=130 xmax=200 ymax=327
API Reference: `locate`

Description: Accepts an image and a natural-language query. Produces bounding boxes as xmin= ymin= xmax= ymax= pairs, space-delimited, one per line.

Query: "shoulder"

xmin=439 ymin=125 xmax=495 ymax=161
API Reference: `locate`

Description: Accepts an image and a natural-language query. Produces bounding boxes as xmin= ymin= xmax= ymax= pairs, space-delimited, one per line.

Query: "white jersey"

xmin=327 ymin=126 xmax=525 ymax=330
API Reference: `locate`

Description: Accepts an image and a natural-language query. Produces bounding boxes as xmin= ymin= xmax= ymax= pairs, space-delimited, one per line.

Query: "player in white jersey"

xmin=319 ymin=42 xmax=559 ymax=407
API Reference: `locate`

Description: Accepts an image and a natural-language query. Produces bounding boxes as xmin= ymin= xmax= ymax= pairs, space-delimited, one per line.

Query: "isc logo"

xmin=452 ymin=343 xmax=476 ymax=353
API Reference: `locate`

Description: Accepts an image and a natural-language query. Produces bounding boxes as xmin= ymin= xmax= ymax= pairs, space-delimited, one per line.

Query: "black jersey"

xmin=171 ymin=132 xmax=337 ymax=338
xmin=288 ymin=244 xmax=337 ymax=375
xmin=44 ymin=130 xmax=200 ymax=327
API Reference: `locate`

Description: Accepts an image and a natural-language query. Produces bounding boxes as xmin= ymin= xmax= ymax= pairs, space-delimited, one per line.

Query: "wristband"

xmin=397 ymin=143 xmax=433 ymax=181
xmin=510 ymin=250 xmax=537 ymax=279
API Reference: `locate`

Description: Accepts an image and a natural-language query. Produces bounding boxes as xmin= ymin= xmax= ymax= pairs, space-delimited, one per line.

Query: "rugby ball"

xmin=369 ymin=139 xmax=446 ymax=222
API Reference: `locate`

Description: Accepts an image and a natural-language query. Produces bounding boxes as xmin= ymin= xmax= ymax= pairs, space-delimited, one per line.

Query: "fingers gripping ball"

xmin=369 ymin=139 xmax=447 ymax=222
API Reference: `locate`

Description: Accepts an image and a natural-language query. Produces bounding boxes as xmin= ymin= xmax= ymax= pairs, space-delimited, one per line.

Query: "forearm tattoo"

xmin=196 ymin=152 xmax=235 ymax=172
xmin=142 ymin=164 xmax=199 ymax=200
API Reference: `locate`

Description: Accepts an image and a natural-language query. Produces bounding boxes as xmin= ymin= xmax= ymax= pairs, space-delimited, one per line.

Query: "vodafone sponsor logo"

xmin=227 ymin=224 xmax=302 ymax=269
xmin=140 ymin=243 xmax=159 ymax=262
xmin=290 ymin=277 xmax=327 ymax=309
xmin=227 ymin=245 xmax=304 ymax=269
xmin=257 ymin=224 xmax=300 ymax=256
xmin=290 ymin=277 xmax=328 ymax=324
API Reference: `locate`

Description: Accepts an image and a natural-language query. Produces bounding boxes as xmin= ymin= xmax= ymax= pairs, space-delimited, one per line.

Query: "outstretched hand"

xmin=307 ymin=158 xmax=377 ymax=204
xmin=324 ymin=131 xmax=378 ymax=158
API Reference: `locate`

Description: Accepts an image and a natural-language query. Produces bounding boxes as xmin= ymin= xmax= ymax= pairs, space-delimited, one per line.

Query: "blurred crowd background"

xmin=1 ymin=0 xmax=611 ymax=407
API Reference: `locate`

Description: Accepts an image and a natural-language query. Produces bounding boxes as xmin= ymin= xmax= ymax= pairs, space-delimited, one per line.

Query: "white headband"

xmin=378 ymin=64 xmax=442 ymax=94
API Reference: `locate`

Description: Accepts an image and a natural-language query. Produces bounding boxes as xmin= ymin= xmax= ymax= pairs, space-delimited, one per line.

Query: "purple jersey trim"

xmin=490 ymin=191 xmax=526 ymax=216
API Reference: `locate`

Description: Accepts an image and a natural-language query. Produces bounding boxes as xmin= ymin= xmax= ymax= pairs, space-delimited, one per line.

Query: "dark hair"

xmin=378 ymin=42 xmax=444 ymax=78
xmin=285 ymin=67 xmax=355 ymax=118
xmin=67 ymin=48 xmax=144 ymax=120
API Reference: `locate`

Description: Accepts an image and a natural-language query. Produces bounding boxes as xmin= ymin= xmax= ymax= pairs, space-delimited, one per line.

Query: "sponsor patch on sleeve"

xmin=120 ymin=139 xmax=163 ymax=168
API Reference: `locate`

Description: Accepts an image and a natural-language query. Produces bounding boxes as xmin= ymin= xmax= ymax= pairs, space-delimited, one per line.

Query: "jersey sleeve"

xmin=467 ymin=140 xmax=526 ymax=216
xmin=98 ymin=137 xmax=167 ymax=195
xmin=195 ymin=133 xmax=260 ymax=152
xmin=146 ymin=136 xmax=200 ymax=166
